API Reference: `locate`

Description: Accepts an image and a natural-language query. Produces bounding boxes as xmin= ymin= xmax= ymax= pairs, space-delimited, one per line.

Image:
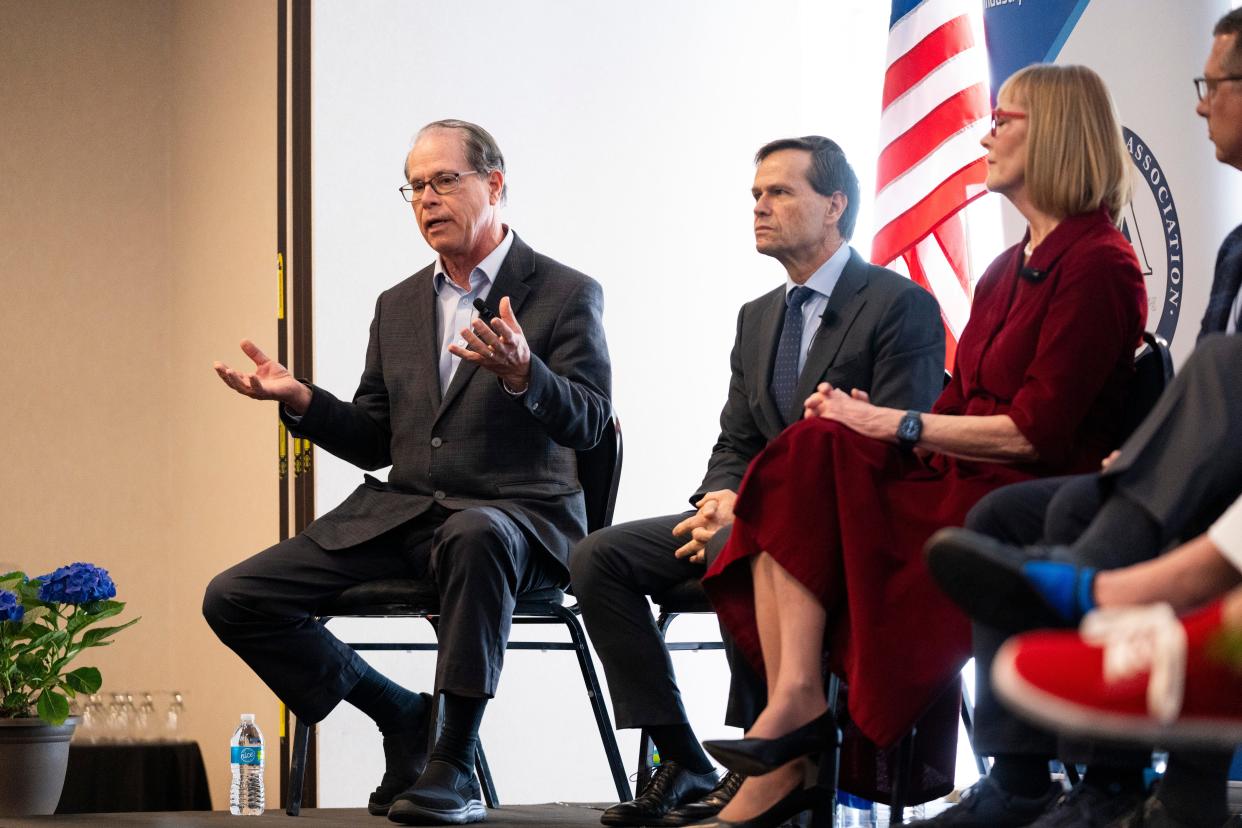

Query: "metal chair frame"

xmin=286 ymin=416 xmax=631 ymax=815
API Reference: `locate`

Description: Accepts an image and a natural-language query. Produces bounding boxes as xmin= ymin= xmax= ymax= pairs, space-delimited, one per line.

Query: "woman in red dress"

xmin=697 ymin=64 xmax=1149 ymax=827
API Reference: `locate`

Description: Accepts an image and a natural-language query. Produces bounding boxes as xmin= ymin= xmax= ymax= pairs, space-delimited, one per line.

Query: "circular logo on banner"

xmin=1121 ymin=128 xmax=1183 ymax=343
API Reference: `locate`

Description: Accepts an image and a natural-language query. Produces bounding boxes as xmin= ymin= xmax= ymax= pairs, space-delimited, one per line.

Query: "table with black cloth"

xmin=56 ymin=740 xmax=212 ymax=814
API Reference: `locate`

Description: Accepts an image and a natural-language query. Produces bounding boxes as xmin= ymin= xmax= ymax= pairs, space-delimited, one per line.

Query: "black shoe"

xmin=387 ymin=760 xmax=486 ymax=825
xmin=683 ymin=778 xmax=822 ymax=828
xmin=906 ymin=777 xmax=1061 ymax=827
xmin=924 ymin=528 xmax=1087 ymax=633
xmin=368 ymin=692 xmax=435 ymax=816
xmin=601 ymin=761 xmax=719 ymax=826
xmin=703 ymin=710 xmax=837 ymax=776
xmin=1106 ymin=792 xmax=1231 ymax=827
xmin=1028 ymin=784 xmax=1145 ymax=828
xmin=660 ymin=772 xmax=746 ymax=825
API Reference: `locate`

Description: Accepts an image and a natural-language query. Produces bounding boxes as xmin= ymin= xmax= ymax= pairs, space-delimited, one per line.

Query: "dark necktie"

xmin=770 ymin=286 xmax=815 ymax=424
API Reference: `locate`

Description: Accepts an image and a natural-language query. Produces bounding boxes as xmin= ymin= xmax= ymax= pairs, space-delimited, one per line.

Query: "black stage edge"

xmin=9 ymin=803 xmax=612 ymax=827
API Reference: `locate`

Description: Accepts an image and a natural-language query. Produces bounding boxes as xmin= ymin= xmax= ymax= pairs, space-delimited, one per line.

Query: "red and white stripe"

xmin=872 ymin=0 xmax=991 ymax=367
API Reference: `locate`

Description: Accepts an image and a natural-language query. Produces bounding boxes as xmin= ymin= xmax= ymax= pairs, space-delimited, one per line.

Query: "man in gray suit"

xmin=204 ymin=120 xmax=611 ymax=825
xmin=570 ymin=136 xmax=945 ymax=827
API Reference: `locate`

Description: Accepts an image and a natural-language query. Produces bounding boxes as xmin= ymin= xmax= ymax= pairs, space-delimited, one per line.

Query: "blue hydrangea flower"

xmin=36 ymin=563 xmax=117 ymax=605
xmin=0 ymin=590 xmax=23 ymax=622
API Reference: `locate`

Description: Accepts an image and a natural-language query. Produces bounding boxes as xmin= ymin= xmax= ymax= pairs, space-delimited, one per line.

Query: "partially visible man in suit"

xmin=204 ymin=119 xmax=611 ymax=826
xmin=571 ymin=136 xmax=945 ymax=827
xmin=918 ymin=13 xmax=1242 ymax=826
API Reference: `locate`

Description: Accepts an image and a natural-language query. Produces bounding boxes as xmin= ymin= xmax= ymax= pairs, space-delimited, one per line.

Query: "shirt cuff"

xmin=1208 ymin=493 xmax=1242 ymax=576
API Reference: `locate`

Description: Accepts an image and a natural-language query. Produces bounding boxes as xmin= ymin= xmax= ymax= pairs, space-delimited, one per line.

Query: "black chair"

xmin=1121 ymin=331 xmax=1175 ymax=441
xmin=285 ymin=415 xmax=632 ymax=816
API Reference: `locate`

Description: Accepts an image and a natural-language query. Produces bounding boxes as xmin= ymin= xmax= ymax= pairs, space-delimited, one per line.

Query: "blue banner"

xmin=982 ymin=0 xmax=1092 ymax=98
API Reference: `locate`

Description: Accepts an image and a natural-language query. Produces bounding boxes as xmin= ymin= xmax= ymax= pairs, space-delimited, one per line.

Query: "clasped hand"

xmin=672 ymin=489 xmax=737 ymax=565
xmin=447 ymin=296 xmax=531 ymax=392
xmin=803 ymin=382 xmax=897 ymax=441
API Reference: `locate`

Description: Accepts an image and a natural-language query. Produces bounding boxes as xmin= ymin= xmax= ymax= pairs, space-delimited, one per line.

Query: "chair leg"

xmin=890 ymin=728 xmax=917 ymax=823
xmin=958 ymin=678 xmax=990 ymax=777
xmin=286 ymin=716 xmax=311 ymax=816
xmin=474 ymin=742 xmax=499 ymax=809
xmin=557 ymin=604 xmax=633 ymax=802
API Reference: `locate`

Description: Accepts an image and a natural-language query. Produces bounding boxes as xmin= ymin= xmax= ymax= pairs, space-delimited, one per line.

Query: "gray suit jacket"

xmin=693 ymin=247 xmax=945 ymax=501
xmin=283 ymin=234 xmax=612 ymax=576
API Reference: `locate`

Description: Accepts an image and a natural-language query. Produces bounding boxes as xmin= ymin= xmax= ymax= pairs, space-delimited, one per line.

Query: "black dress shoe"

xmin=387 ymin=760 xmax=486 ymax=825
xmin=703 ymin=710 xmax=837 ymax=776
xmin=600 ymin=761 xmax=719 ymax=826
xmin=685 ymin=778 xmax=823 ymax=828
xmin=368 ymin=692 xmax=435 ymax=816
xmin=661 ymin=771 xmax=745 ymax=826
xmin=924 ymin=528 xmax=1084 ymax=633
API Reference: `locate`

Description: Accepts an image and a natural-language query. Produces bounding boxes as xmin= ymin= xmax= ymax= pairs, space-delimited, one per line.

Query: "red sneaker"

xmin=993 ymin=600 xmax=1242 ymax=748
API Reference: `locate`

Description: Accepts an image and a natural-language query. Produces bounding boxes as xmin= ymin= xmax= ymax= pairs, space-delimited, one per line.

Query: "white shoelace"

xmin=1079 ymin=603 xmax=1187 ymax=725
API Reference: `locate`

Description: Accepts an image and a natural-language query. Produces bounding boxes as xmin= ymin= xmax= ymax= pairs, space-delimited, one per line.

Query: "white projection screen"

xmin=309 ymin=0 xmax=912 ymax=805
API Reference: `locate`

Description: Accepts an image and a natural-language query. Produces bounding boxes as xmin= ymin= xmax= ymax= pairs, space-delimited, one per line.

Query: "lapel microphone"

xmin=1019 ymin=266 xmax=1048 ymax=282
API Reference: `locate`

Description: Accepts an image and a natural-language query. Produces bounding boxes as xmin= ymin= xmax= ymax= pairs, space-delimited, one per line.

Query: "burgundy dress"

xmin=702 ymin=208 xmax=1147 ymax=801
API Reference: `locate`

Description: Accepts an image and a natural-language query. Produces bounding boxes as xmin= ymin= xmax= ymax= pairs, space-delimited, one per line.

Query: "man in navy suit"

xmin=571 ymin=136 xmax=945 ymax=827
xmin=205 ymin=120 xmax=611 ymax=825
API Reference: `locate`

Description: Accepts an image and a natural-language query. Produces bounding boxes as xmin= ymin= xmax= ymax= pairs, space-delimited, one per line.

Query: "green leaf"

xmin=79 ymin=618 xmax=139 ymax=648
xmin=36 ymin=689 xmax=69 ymax=725
xmin=63 ymin=666 xmax=101 ymax=694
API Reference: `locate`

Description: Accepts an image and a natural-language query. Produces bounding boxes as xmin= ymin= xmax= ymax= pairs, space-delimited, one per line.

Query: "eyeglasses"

xmin=399 ymin=170 xmax=480 ymax=203
xmin=990 ymin=108 xmax=1027 ymax=137
xmin=1194 ymin=75 xmax=1242 ymax=102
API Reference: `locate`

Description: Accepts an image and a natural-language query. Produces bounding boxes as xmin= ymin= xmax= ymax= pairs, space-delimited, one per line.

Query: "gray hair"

xmin=409 ymin=119 xmax=508 ymax=203
xmin=755 ymin=136 xmax=860 ymax=240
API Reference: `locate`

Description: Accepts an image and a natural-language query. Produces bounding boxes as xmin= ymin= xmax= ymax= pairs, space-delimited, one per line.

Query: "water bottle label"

xmin=231 ymin=746 xmax=263 ymax=765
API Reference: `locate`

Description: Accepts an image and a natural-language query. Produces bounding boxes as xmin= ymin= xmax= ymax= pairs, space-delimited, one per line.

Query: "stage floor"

xmin=10 ymin=803 xmax=611 ymax=827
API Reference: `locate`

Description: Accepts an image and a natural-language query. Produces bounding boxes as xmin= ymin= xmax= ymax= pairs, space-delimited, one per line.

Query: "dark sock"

xmin=646 ymin=723 xmax=714 ymax=774
xmin=1070 ymin=495 xmax=1162 ymax=569
xmin=429 ymin=692 xmax=488 ymax=775
xmin=1155 ymin=751 xmax=1231 ymax=824
xmin=1080 ymin=764 xmax=1146 ymax=796
xmin=989 ymin=755 xmax=1053 ymax=798
xmin=344 ymin=663 xmax=428 ymax=734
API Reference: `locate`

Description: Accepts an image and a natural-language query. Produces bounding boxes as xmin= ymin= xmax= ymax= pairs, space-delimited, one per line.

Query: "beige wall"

xmin=0 ymin=0 xmax=280 ymax=808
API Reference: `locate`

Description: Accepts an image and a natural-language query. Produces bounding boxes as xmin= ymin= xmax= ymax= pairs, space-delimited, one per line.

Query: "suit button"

xmin=433 ymin=490 xmax=446 ymax=501
xmin=430 ymin=437 xmax=443 ymax=448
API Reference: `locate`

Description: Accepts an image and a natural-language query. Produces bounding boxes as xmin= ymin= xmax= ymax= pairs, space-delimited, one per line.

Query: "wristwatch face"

xmin=898 ymin=412 xmax=921 ymax=444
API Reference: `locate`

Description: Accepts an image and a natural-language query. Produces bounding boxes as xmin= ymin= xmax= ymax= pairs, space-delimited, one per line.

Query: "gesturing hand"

xmin=672 ymin=489 xmax=738 ymax=564
xmin=213 ymin=340 xmax=312 ymax=414
xmin=448 ymin=296 xmax=532 ymax=392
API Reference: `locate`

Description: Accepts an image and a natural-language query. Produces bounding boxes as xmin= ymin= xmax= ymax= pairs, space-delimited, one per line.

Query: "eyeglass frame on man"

xmin=399 ymin=170 xmax=481 ymax=203
xmin=990 ymin=108 xmax=1027 ymax=137
xmin=1194 ymin=74 xmax=1242 ymax=102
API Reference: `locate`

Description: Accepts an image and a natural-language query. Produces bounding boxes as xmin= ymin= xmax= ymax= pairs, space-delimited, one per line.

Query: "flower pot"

xmin=0 ymin=717 xmax=79 ymax=816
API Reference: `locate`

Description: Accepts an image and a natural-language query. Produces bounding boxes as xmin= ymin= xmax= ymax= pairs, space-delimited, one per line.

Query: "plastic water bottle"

xmin=229 ymin=713 xmax=264 ymax=815
xmin=837 ymin=791 xmax=876 ymax=826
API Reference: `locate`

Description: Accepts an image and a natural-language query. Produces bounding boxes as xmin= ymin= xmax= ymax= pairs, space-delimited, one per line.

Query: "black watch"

xmin=897 ymin=410 xmax=923 ymax=449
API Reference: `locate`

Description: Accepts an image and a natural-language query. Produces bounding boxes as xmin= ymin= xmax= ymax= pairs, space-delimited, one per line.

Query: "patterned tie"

xmin=770 ymin=285 xmax=815 ymax=424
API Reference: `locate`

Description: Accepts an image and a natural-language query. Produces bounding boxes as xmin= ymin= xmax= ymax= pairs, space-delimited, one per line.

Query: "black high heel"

xmin=703 ymin=708 xmax=838 ymax=776
xmin=689 ymin=743 xmax=841 ymax=828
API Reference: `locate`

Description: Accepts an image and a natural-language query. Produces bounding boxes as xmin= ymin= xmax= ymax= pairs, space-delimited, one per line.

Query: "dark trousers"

xmin=203 ymin=505 xmax=559 ymax=724
xmin=969 ymin=335 xmax=1242 ymax=778
xmin=569 ymin=513 xmax=765 ymax=731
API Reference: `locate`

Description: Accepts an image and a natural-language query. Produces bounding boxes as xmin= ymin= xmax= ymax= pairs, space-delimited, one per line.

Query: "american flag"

xmin=872 ymin=0 xmax=992 ymax=369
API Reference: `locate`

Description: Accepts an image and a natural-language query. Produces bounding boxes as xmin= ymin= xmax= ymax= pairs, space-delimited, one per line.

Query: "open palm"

xmin=213 ymin=340 xmax=308 ymax=410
